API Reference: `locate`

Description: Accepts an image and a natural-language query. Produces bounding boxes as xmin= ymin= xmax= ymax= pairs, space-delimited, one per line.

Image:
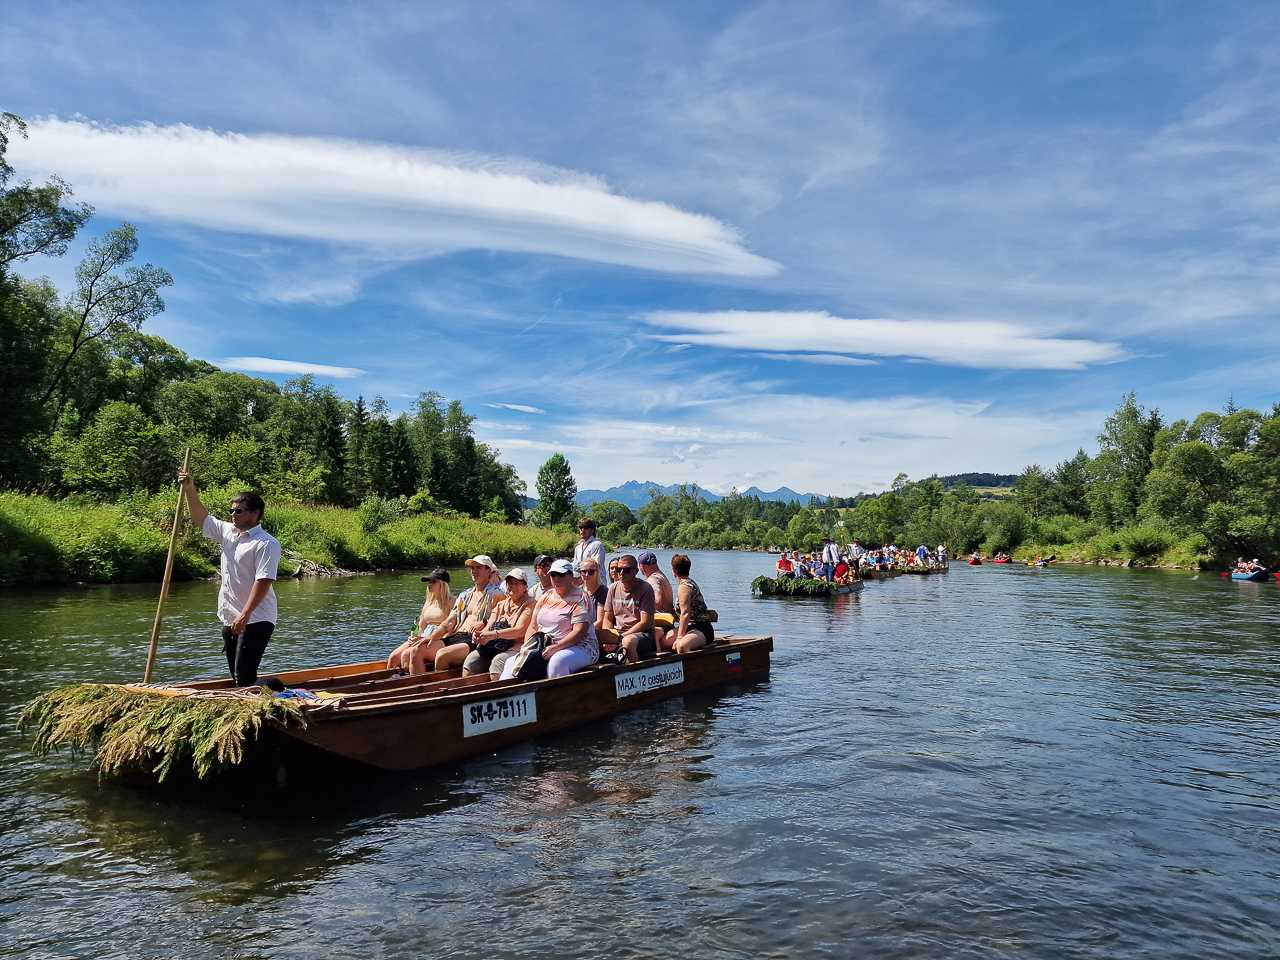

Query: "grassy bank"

xmin=0 ymin=491 xmax=575 ymax=586
xmin=1011 ymin=524 xmax=1208 ymax=569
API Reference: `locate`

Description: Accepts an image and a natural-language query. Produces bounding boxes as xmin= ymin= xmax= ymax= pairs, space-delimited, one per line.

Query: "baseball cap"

xmin=534 ymin=554 xmax=552 ymax=567
xmin=549 ymin=559 xmax=574 ymax=575
xmin=504 ymin=567 xmax=528 ymax=584
xmin=420 ymin=568 xmax=451 ymax=583
xmin=637 ymin=550 xmax=658 ymax=565
xmin=464 ymin=555 xmax=498 ymax=571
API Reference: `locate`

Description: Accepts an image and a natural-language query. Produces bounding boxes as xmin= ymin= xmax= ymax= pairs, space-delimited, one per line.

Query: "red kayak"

xmin=993 ymin=557 xmax=1013 ymax=564
xmin=968 ymin=558 xmax=983 ymax=566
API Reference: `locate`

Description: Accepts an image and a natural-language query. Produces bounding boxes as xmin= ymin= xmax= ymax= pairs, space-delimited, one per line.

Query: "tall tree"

xmin=1050 ymin=450 xmax=1092 ymax=518
xmin=1014 ymin=464 xmax=1054 ymax=518
xmin=40 ymin=225 xmax=173 ymax=413
xmin=0 ymin=112 xmax=93 ymax=271
xmin=310 ymin=387 xmax=348 ymax=503
xmin=0 ymin=276 xmax=61 ymax=484
xmin=532 ymin=454 xmax=577 ymax=527
xmin=346 ymin=395 xmax=371 ymax=502
xmin=386 ymin=416 xmax=419 ymax=498
xmin=1088 ymin=393 xmax=1161 ymax=525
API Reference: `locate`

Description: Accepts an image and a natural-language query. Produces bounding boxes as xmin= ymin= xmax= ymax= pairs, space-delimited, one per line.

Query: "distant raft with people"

xmin=752 ymin=575 xmax=863 ymax=597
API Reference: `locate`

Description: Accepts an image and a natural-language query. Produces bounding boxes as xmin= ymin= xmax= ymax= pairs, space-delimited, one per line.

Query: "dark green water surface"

xmin=2 ymin=554 xmax=1278 ymax=959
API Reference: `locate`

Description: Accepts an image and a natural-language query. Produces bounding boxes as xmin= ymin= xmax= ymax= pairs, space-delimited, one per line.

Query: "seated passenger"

xmin=579 ymin=559 xmax=608 ymax=610
xmin=529 ymin=554 xmax=554 ymax=600
xmin=438 ymin=567 xmax=535 ymax=677
xmin=598 ymin=554 xmax=657 ymax=663
xmin=833 ymin=557 xmax=850 ymax=582
xmin=639 ymin=550 xmax=675 ymax=647
xmin=776 ymin=551 xmax=794 ymax=577
xmin=410 ymin=555 xmax=501 ymax=675
xmin=500 ymin=559 xmax=599 ymax=679
xmin=668 ymin=552 xmax=714 ymax=654
xmin=386 ymin=568 xmax=453 ymax=672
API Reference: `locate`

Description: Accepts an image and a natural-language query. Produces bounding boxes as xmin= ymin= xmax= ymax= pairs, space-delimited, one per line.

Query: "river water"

xmin=2 ymin=553 xmax=1278 ymax=959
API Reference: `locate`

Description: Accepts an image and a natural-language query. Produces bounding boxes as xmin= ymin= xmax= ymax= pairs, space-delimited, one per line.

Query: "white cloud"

xmin=754 ymin=352 xmax=878 ymax=366
xmin=486 ymin=402 xmax=546 ymax=414
xmin=473 ymin=419 xmax=530 ymax=433
xmin=481 ymin=391 xmax=1107 ymax=494
xmin=17 ymin=118 xmax=779 ymax=278
xmin=219 ymin=356 xmax=365 ymax=378
xmin=644 ymin=310 xmax=1124 ymax=370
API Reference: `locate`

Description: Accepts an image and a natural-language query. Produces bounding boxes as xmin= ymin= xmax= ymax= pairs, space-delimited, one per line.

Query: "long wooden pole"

xmin=144 ymin=447 xmax=191 ymax=683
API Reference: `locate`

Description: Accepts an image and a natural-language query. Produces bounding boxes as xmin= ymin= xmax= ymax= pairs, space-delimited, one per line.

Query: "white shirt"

xmin=573 ymin=536 xmax=608 ymax=579
xmin=202 ymin=515 xmax=281 ymax=626
xmin=822 ymin=541 xmax=840 ymax=564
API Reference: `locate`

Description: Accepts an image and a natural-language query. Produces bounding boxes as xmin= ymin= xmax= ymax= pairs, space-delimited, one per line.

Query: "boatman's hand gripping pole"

xmin=143 ymin=447 xmax=191 ymax=683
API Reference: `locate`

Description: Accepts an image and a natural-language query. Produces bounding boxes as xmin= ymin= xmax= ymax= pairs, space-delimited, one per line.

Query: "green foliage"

xmin=357 ymin=495 xmax=410 ymax=533
xmin=752 ymin=575 xmax=843 ymax=597
xmin=0 ymin=492 xmax=574 ymax=586
xmin=590 ymin=499 xmax=637 ymax=547
xmin=786 ymin=508 xmax=824 ymax=550
xmin=18 ymin=682 xmax=306 ymax=782
xmin=532 ymin=453 xmax=578 ymax=527
xmin=51 ymin=401 xmax=179 ymax=497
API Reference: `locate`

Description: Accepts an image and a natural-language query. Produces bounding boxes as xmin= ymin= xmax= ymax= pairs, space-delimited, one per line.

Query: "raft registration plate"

xmin=615 ymin=662 xmax=684 ymax=699
xmin=462 ymin=692 xmax=537 ymax=737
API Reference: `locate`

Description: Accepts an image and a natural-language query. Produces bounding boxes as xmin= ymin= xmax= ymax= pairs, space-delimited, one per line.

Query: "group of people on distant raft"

xmin=1234 ymin=557 xmax=1268 ymax=575
xmin=775 ymin=536 xmax=948 ymax=582
xmin=386 ymin=517 xmax=718 ymax=683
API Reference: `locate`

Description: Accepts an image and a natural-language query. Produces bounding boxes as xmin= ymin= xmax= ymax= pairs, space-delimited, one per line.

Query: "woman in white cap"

xmin=407 ymin=555 xmax=502 ymax=674
xmin=435 ymin=568 xmax=535 ymax=676
xmin=500 ymin=558 xmax=598 ymax=679
xmin=385 ymin=568 xmax=454 ymax=672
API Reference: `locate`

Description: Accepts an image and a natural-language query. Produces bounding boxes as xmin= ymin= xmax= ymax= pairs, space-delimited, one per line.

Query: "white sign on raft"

xmin=462 ymin=692 xmax=537 ymax=737
xmin=615 ymin=661 xmax=685 ymax=699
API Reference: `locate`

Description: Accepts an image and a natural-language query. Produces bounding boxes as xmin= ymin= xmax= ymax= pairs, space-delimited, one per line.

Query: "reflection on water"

xmin=3 ymin=555 xmax=1279 ymax=958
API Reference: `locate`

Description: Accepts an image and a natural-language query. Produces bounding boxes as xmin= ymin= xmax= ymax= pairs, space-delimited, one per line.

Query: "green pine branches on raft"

xmin=18 ymin=684 xmax=306 ymax=781
xmin=752 ymin=575 xmax=841 ymax=597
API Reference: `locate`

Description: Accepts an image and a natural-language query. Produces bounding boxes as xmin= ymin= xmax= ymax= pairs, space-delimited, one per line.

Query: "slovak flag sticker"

xmin=726 ymin=652 xmax=742 ymax=672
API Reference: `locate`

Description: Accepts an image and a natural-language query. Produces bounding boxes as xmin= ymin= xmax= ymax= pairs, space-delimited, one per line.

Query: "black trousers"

xmin=222 ymin=621 xmax=275 ymax=686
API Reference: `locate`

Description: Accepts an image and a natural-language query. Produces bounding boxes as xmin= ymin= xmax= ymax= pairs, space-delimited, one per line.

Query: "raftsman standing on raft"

xmin=178 ymin=468 xmax=281 ymax=687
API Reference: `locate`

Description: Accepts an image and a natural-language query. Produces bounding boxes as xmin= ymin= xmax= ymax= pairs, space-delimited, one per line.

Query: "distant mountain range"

xmin=574 ymin=481 xmax=824 ymax=510
xmin=523 ymin=474 xmax=1018 ymax=513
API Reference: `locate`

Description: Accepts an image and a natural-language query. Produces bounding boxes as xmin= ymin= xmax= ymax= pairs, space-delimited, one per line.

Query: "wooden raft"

xmin=179 ymin=634 xmax=773 ymax=773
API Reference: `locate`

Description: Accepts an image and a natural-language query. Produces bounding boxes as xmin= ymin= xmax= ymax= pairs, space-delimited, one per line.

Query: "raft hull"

xmin=1231 ymin=570 xmax=1269 ymax=582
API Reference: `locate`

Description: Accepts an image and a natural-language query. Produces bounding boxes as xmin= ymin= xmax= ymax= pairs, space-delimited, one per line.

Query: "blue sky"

xmin=5 ymin=1 xmax=1278 ymax=495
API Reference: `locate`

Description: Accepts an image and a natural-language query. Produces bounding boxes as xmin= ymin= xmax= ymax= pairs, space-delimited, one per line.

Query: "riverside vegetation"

xmin=583 ymin=395 xmax=1279 ymax=570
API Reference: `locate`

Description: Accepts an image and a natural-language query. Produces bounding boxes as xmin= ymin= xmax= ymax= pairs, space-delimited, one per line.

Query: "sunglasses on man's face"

xmin=618 ymin=566 xmax=637 ymax=574
xmin=580 ymin=568 xmax=598 ymax=575
xmin=229 ymin=507 xmax=253 ymax=515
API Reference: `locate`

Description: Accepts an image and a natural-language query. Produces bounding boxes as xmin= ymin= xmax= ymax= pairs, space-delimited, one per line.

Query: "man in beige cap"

xmin=407 ymin=555 xmax=502 ymax=674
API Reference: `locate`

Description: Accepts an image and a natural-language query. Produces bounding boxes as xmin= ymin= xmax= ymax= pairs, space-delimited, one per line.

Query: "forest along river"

xmin=2 ymin=552 xmax=1279 ymax=959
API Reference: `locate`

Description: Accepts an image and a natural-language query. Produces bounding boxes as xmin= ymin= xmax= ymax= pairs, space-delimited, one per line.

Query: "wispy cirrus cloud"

xmin=486 ymin=402 xmax=546 ymax=414
xmin=755 ymin=352 xmax=878 ymax=367
xmin=219 ymin=356 xmax=365 ymax=378
xmin=643 ymin=310 xmax=1124 ymax=371
xmin=16 ymin=118 xmax=779 ymax=279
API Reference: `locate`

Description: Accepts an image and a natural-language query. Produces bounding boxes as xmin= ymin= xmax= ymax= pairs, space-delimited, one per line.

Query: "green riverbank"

xmin=0 ymin=491 xmax=575 ymax=586
xmin=1010 ymin=527 xmax=1207 ymax=570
